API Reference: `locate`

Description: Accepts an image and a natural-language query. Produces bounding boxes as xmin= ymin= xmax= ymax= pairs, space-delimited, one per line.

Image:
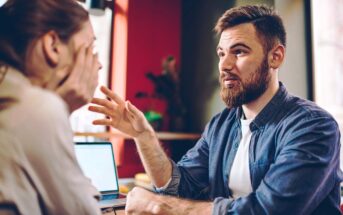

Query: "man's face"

xmin=217 ymin=23 xmax=270 ymax=108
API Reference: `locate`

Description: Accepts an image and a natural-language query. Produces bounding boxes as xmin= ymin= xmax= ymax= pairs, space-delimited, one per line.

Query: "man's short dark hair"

xmin=214 ymin=5 xmax=286 ymax=53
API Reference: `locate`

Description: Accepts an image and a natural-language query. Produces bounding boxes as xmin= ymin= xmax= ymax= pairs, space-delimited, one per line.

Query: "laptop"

xmin=74 ymin=142 xmax=126 ymax=209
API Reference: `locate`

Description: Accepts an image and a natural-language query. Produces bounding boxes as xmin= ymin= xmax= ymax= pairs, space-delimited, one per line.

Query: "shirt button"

xmin=234 ymin=143 xmax=239 ymax=148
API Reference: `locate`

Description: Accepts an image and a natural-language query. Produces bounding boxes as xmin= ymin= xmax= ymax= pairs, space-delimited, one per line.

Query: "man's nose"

xmin=219 ymin=54 xmax=235 ymax=72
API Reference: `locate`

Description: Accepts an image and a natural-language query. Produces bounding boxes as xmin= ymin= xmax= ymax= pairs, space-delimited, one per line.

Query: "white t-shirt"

xmin=228 ymin=118 xmax=253 ymax=199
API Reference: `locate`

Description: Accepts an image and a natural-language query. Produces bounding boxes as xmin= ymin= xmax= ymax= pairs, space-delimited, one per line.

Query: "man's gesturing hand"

xmin=88 ymin=86 xmax=154 ymax=139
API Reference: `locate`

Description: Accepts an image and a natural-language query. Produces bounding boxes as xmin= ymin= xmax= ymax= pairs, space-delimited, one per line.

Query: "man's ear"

xmin=268 ymin=44 xmax=285 ymax=69
xmin=42 ymin=31 xmax=61 ymax=67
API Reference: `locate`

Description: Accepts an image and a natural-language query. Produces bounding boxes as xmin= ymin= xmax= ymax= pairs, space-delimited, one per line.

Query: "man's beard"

xmin=219 ymin=56 xmax=270 ymax=108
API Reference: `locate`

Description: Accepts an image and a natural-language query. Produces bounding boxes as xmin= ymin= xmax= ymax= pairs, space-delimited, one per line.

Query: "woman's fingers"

xmin=80 ymin=45 xmax=95 ymax=83
xmin=69 ymin=44 xmax=87 ymax=81
xmin=100 ymin=86 xmax=125 ymax=106
xmin=89 ymin=53 xmax=100 ymax=90
xmin=45 ymin=65 xmax=69 ymax=90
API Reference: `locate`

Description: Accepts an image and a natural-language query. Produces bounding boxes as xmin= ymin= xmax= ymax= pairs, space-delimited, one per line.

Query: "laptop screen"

xmin=74 ymin=142 xmax=119 ymax=193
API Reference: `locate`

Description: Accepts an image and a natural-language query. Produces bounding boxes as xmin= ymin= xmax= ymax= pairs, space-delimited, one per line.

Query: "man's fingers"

xmin=91 ymin=98 xmax=117 ymax=110
xmin=126 ymin=101 xmax=143 ymax=117
xmin=152 ymin=204 xmax=162 ymax=214
xmin=125 ymin=110 xmax=135 ymax=121
xmin=92 ymin=119 xmax=112 ymax=126
xmin=100 ymin=86 xmax=125 ymax=106
xmin=88 ymin=105 xmax=113 ymax=117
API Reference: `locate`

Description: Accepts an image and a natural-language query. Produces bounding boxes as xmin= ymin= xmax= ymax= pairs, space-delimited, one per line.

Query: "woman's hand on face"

xmin=45 ymin=44 xmax=101 ymax=113
xmin=88 ymin=86 xmax=154 ymax=138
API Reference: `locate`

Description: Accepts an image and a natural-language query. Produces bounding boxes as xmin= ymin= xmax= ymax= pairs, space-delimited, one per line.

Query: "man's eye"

xmin=233 ymin=49 xmax=246 ymax=56
xmin=217 ymin=52 xmax=225 ymax=58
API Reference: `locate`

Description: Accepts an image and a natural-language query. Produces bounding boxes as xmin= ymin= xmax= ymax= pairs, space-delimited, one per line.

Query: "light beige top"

xmin=0 ymin=67 xmax=101 ymax=215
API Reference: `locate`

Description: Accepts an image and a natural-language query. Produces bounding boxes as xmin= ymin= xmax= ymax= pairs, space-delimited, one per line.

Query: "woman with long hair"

xmin=0 ymin=0 xmax=102 ymax=214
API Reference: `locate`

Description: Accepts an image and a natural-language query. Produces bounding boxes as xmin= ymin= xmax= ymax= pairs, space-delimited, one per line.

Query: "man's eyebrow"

xmin=216 ymin=46 xmax=223 ymax=52
xmin=216 ymin=43 xmax=251 ymax=52
xmin=230 ymin=43 xmax=251 ymax=50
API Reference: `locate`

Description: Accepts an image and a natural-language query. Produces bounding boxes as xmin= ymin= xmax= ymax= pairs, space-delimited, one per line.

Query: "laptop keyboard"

xmin=101 ymin=194 xmax=117 ymax=200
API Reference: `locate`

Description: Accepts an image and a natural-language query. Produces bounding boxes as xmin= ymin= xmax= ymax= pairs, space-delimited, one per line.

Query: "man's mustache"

xmin=219 ymin=71 xmax=241 ymax=83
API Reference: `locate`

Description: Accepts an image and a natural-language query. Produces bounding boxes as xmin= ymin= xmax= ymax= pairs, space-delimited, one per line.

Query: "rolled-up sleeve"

xmin=154 ymin=123 xmax=211 ymax=198
xmin=212 ymin=197 xmax=233 ymax=215
xmin=154 ymin=160 xmax=181 ymax=196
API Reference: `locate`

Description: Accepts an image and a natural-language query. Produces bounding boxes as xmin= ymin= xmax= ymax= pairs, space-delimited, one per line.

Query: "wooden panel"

xmin=74 ymin=132 xmax=201 ymax=141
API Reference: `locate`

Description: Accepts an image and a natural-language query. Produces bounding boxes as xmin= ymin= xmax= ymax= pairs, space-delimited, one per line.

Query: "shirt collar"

xmin=234 ymin=82 xmax=288 ymax=131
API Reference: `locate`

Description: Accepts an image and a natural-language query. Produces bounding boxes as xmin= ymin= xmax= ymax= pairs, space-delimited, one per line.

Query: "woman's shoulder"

xmin=3 ymin=82 xmax=72 ymax=139
xmin=22 ymin=85 xmax=69 ymax=118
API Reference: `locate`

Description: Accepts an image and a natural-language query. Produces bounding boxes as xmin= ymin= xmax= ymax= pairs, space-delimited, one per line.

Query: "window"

xmin=311 ymin=0 xmax=343 ymax=128
xmin=72 ymin=2 xmax=113 ymax=141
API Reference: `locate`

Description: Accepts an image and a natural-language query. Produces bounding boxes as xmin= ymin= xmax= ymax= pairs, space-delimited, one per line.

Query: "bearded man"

xmin=89 ymin=5 xmax=342 ymax=215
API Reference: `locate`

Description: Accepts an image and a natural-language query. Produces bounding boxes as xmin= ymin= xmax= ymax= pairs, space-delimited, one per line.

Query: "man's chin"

xmin=221 ymin=93 xmax=243 ymax=108
xmin=227 ymin=99 xmax=243 ymax=108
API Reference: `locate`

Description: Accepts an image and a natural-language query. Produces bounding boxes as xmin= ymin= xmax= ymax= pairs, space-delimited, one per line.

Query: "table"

xmin=102 ymin=207 xmax=125 ymax=215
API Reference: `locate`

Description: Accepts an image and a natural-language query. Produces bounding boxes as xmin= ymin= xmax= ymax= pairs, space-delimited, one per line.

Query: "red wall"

xmin=117 ymin=0 xmax=181 ymax=177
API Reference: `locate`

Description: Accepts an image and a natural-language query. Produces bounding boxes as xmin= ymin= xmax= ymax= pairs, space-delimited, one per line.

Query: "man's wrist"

xmin=184 ymin=201 xmax=213 ymax=215
xmin=135 ymin=128 xmax=156 ymax=143
xmin=157 ymin=195 xmax=213 ymax=215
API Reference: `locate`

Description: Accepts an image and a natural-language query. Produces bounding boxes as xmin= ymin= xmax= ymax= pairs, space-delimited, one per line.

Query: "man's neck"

xmin=242 ymin=79 xmax=279 ymax=119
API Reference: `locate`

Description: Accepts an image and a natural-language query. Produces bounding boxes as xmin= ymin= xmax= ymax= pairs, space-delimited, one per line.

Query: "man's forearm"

xmin=134 ymin=130 xmax=172 ymax=188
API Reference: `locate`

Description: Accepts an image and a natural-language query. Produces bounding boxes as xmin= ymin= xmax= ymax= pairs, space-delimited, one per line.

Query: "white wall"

xmin=275 ymin=0 xmax=308 ymax=99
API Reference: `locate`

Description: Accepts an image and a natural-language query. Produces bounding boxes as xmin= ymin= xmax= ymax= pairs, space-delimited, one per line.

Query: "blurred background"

xmin=1 ymin=0 xmax=342 ymax=178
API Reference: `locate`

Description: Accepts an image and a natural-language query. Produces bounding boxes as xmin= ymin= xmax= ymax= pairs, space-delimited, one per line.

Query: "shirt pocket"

xmin=250 ymin=159 xmax=274 ymax=189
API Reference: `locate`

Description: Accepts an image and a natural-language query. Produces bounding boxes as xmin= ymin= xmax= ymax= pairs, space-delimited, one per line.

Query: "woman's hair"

xmin=0 ymin=0 xmax=89 ymax=72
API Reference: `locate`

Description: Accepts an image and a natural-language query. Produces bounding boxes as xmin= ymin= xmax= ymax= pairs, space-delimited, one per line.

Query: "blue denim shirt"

xmin=157 ymin=83 xmax=342 ymax=215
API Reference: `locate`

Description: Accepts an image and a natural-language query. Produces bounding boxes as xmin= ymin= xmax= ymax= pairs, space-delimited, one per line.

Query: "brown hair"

xmin=214 ymin=5 xmax=286 ymax=53
xmin=0 ymin=0 xmax=89 ymax=72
